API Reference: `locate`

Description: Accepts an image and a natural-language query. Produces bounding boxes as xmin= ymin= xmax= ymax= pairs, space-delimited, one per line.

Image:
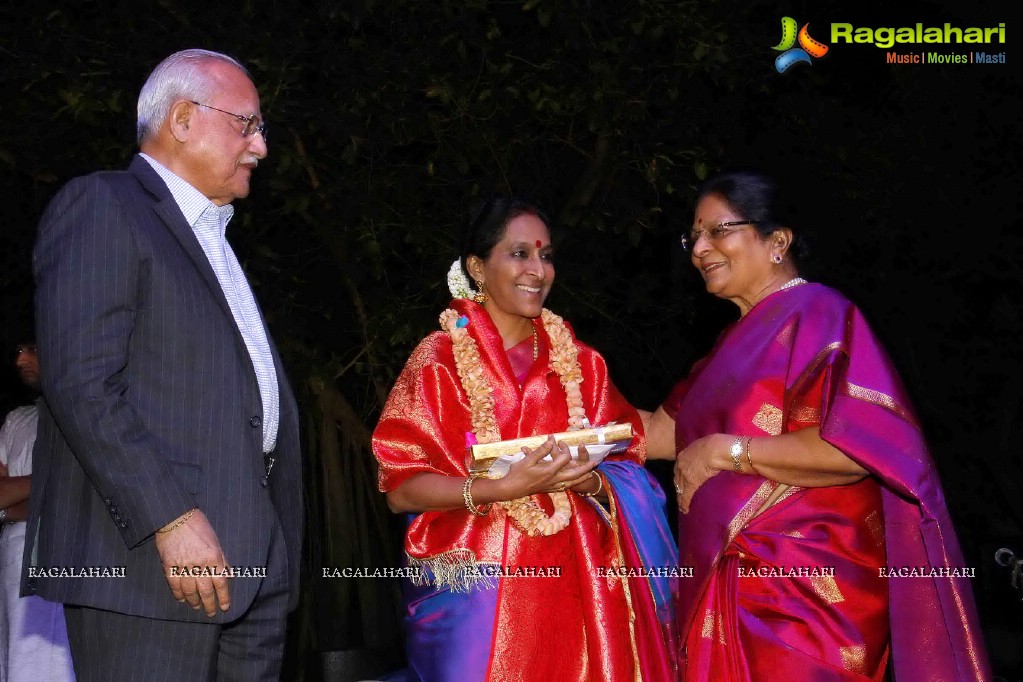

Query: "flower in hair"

xmin=447 ymin=259 xmax=474 ymax=300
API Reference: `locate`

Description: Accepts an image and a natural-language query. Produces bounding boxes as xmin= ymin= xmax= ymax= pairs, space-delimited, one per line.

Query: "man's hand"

xmin=154 ymin=509 xmax=231 ymax=616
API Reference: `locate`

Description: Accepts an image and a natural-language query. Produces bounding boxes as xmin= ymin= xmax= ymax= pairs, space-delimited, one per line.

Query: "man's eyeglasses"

xmin=15 ymin=344 xmax=36 ymax=355
xmin=680 ymin=221 xmax=755 ymax=252
xmin=191 ymin=101 xmax=267 ymax=141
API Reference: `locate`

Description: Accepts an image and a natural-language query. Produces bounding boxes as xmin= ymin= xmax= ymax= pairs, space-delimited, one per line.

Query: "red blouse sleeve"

xmin=576 ymin=342 xmax=646 ymax=464
xmin=372 ymin=333 xmax=473 ymax=492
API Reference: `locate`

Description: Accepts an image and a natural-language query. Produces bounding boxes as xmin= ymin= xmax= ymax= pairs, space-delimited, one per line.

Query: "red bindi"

xmin=535 ymin=240 xmax=542 ymax=248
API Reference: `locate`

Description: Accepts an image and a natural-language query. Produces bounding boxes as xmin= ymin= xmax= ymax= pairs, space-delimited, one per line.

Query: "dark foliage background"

xmin=1 ymin=0 xmax=1020 ymax=678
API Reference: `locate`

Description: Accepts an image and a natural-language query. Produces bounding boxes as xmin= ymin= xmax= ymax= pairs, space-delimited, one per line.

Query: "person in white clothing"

xmin=0 ymin=342 xmax=74 ymax=682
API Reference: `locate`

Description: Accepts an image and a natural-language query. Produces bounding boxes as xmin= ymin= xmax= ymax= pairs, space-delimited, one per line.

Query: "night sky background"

xmin=0 ymin=0 xmax=1020 ymax=679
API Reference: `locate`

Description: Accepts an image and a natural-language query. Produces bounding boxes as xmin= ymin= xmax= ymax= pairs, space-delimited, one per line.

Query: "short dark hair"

xmin=459 ymin=195 xmax=551 ymax=282
xmin=697 ymin=168 xmax=808 ymax=263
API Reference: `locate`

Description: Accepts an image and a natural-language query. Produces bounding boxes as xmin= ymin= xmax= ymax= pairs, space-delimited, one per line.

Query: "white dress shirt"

xmin=140 ymin=153 xmax=279 ymax=453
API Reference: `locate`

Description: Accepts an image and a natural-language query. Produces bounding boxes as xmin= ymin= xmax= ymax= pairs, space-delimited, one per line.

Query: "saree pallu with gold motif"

xmin=373 ymin=300 xmax=677 ymax=682
xmin=665 ymin=283 xmax=990 ymax=682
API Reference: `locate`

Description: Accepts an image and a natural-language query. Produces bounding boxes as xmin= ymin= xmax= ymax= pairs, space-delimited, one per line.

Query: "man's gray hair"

xmin=136 ymin=49 xmax=249 ymax=145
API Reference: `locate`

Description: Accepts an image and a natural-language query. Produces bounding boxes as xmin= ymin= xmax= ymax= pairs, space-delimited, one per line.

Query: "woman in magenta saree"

xmin=645 ymin=170 xmax=990 ymax=681
xmin=373 ymin=196 xmax=676 ymax=681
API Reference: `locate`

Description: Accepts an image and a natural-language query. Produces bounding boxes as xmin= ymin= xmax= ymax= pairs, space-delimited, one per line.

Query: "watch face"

xmin=730 ymin=437 xmax=745 ymax=472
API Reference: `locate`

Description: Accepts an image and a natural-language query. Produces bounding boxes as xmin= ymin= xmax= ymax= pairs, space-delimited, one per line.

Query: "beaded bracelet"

xmin=462 ymin=476 xmax=492 ymax=516
xmin=157 ymin=507 xmax=197 ymax=533
xmin=578 ymin=471 xmax=604 ymax=498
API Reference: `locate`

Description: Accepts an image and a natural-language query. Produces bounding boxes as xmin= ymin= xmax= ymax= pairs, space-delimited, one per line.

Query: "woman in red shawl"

xmin=373 ymin=196 xmax=676 ymax=681
xmin=644 ymin=169 xmax=990 ymax=681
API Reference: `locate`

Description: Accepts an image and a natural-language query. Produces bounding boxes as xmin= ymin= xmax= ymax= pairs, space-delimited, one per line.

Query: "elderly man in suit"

xmin=26 ymin=49 xmax=303 ymax=680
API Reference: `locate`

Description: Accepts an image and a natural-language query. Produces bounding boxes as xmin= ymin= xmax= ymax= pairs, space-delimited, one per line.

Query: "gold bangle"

xmin=157 ymin=507 xmax=197 ymax=533
xmin=578 ymin=471 xmax=604 ymax=498
xmin=744 ymin=437 xmax=757 ymax=474
xmin=462 ymin=476 xmax=492 ymax=516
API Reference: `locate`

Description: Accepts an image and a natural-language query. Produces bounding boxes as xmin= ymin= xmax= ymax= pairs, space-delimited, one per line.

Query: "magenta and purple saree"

xmin=664 ymin=282 xmax=990 ymax=681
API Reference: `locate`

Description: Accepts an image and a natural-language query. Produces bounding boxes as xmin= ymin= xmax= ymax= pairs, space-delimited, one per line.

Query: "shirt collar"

xmin=140 ymin=153 xmax=234 ymax=234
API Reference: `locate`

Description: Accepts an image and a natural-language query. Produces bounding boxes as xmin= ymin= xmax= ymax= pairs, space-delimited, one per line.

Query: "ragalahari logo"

xmin=772 ymin=17 xmax=829 ymax=73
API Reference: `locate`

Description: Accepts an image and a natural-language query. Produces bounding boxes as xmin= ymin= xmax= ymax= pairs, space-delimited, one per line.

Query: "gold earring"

xmin=473 ymin=280 xmax=488 ymax=304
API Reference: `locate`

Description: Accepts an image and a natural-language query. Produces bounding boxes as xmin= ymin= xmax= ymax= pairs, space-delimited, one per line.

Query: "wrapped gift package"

xmin=468 ymin=423 xmax=633 ymax=476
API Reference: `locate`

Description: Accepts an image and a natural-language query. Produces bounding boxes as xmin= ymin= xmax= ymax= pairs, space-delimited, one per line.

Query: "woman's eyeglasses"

xmin=680 ymin=221 xmax=755 ymax=252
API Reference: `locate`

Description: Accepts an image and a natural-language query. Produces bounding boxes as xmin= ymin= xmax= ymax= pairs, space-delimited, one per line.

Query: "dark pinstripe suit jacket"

xmin=23 ymin=155 xmax=303 ymax=623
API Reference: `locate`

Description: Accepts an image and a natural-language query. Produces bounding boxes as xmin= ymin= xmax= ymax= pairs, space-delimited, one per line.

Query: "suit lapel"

xmin=128 ymin=156 xmax=259 ymax=372
xmin=128 ymin=157 xmax=291 ymax=432
xmin=129 ymin=156 xmax=240 ymax=321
